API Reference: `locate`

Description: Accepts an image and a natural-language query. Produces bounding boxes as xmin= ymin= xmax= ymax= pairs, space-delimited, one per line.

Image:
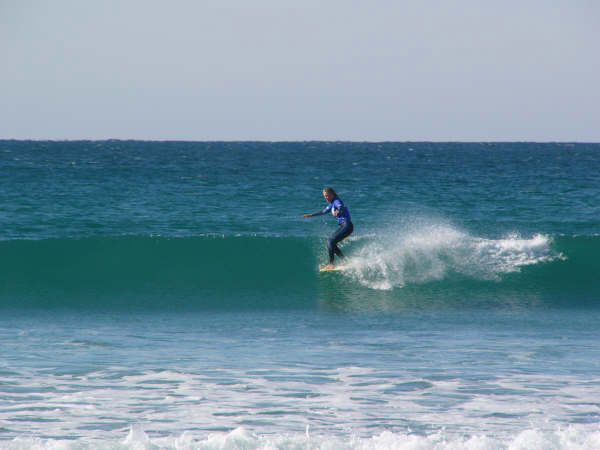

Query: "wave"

xmin=1 ymin=226 xmax=599 ymax=310
xmin=0 ymin=235 xmax=317 ymax=309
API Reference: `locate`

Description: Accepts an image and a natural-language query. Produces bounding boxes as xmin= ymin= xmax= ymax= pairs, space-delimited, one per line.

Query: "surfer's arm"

xmin=303 ymin=205 xmax=331 ymax=218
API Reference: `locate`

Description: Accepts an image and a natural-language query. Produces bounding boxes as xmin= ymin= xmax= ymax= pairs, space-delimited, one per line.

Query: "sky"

xmin=1 ymin=0 xmax=599 ymax=141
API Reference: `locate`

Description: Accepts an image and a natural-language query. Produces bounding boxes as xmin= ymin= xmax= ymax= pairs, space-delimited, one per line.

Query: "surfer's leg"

xmin=327 ymin=231 xmax=338 ymax=264
xmin=327 ymin=222 xmax=354 ymax=264
xmin=327 ymin=225 xmax=344 ymax=263
xmin=327 ymin=245 xmax=336 ymax=264
xmin=327 ymin=242 xmax=342 ymax=264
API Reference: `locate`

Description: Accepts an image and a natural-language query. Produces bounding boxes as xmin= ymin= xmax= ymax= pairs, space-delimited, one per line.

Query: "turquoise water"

xmin=1 ymin=141 xmax=600 ymax=448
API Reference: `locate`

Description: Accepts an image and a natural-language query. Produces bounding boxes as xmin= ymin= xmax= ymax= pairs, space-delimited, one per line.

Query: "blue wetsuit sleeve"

xmin=312 ymin=204 xmax=332 ymax=216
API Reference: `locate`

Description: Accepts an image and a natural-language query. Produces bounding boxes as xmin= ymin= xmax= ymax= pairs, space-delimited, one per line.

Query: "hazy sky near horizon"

xmin=1 ymin=0 xmax=599 ymax=141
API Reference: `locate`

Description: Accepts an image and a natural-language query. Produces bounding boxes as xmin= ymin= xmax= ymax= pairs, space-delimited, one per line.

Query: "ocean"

xmin=1 ymin=140 xmax=600 ymax=449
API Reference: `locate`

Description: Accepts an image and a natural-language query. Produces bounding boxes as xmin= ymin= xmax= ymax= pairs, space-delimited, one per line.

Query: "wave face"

xmin=2 ymin=227 xmax=598 ymax=310
xmin=0 ymin=235 xmax=316 ymax=309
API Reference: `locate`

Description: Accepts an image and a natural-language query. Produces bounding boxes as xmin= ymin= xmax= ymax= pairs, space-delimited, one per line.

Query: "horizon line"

xmin=1 ymin=138 xmax=599 ymax=145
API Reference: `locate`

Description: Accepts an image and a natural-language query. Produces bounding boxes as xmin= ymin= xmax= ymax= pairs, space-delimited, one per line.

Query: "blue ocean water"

xmin=1 ymin=140 xmax=600 ymax=449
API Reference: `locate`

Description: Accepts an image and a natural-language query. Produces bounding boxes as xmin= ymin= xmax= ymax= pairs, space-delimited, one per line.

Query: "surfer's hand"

xmin=302 ymin=214 xmax=312 ymax=218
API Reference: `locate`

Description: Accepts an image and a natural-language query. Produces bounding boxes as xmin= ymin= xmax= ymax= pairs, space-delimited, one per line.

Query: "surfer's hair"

xmin=323 ymin=187 xmax=337 ymax=197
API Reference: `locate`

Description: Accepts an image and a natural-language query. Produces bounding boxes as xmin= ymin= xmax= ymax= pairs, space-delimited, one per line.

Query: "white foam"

xmin=3 ymin=365 xmax=600 ymax=448
xmin=340 ymin=221 xmax=561 ymax=290
xmin=4 ymin=425 xmax=600 ymax=449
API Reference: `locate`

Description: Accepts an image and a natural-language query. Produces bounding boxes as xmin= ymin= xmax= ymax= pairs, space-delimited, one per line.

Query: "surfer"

xmin=303 ymin=187 xmax=353 ymax=270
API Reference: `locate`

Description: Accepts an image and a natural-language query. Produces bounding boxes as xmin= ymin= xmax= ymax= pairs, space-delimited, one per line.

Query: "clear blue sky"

xmin=1 ymin=0 xmax=598 ymax=141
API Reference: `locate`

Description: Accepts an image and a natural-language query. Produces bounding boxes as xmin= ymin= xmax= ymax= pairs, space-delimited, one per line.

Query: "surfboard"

xmin=319 ymin=265 xmax=346 ymax=273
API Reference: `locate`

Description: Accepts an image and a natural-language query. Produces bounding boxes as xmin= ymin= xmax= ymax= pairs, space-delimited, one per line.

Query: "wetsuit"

xmin=311 ymin=197 xmax=354 ymax=264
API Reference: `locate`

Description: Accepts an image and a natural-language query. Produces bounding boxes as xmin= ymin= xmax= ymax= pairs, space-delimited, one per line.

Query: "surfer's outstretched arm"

xmin=302 ymin=205 xmax=331 ymax=218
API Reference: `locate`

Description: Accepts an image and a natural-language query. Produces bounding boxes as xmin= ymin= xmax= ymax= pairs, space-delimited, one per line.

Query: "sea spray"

xmin=341 ymin=221 xmax=562 ymax=290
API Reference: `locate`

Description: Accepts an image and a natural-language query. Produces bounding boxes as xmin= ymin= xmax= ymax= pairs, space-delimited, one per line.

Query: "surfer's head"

xmin=323 ymin=187 xmax=336 ymax=202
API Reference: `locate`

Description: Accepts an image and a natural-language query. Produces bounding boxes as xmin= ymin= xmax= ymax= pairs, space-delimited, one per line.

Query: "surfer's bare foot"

xmin=322 ymin=264 xmax=335 ymax=270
